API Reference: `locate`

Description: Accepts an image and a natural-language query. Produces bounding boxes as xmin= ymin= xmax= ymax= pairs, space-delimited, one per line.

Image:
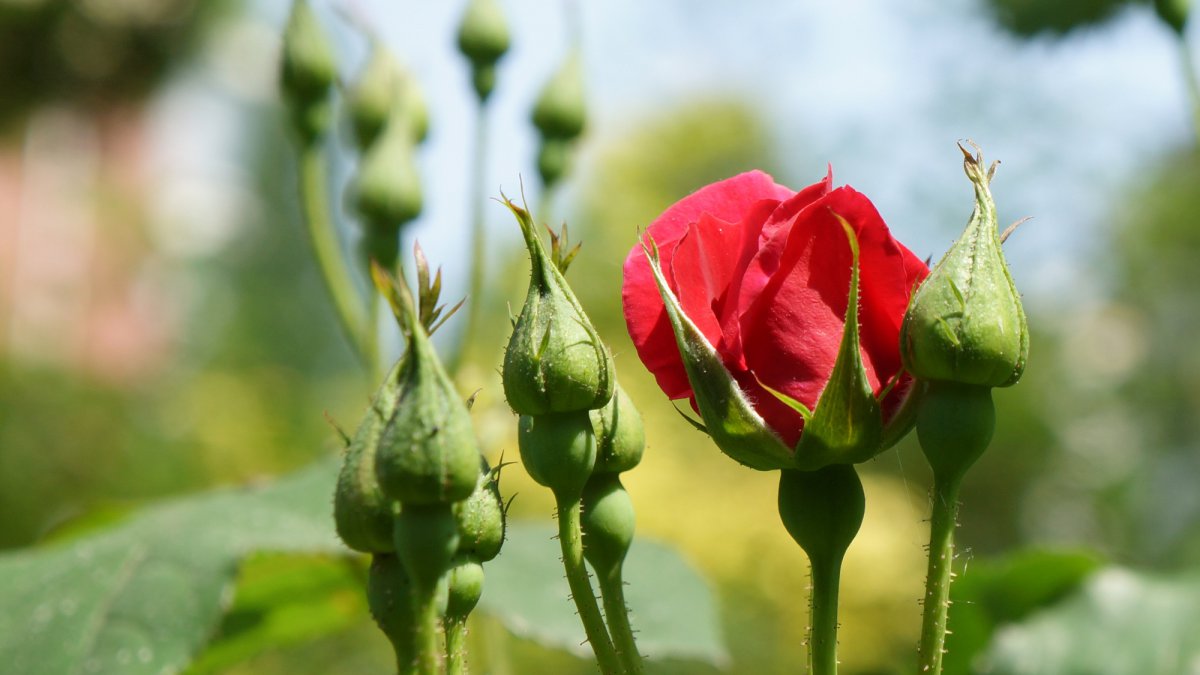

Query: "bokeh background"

xmin=2 ymin=0 xmax=1198 ymax=673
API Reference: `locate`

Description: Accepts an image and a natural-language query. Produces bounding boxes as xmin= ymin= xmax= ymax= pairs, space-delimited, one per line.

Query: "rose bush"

xmin=622 ymin=169 xmax=929 ymax=449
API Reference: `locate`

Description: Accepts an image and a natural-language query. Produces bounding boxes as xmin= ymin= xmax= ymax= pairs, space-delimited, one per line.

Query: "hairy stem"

xmin=556 ymin=496 xmax=623 ymax=675
xmin=298 ymin=143 xmax=370 ymax=368
xmin=405 ymin=587 xmax=442 ymax=675
xmin=445 ymin=618 xmax=467 ymax=675
xmin=596 ymin=566 xmax=644 ymax=674
xmin=917 ymin=478 xmax=962 ymax=675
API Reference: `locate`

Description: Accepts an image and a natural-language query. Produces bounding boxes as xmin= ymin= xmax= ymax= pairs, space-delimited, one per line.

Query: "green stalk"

xmin=555 ymin=496 xmax=623 ymax=675
xmin=452 ymin=99 xmax=490 ymax=374
xmin=298 ymin=143 xmax=371 ymax=368
xmin=1178 ymin=34 xmax=1200 ymax=145
xmin=596 ymin=566 xmax=644 ymax=674
xmin=808 ymin=553 xmax=843 ymax=675
xmin=916 ymin=477 xmax=962 ymax=675
xmin=445 ymin=618 xmax=467 ymax=675
xmin=406 ymin=587 xmax=442 ymax=675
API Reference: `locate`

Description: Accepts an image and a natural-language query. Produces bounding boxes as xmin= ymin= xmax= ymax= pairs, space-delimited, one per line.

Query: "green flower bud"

xmin=279 ymin=0 xmax=336 ymax=141
xmin=334 ymin=360 xmax=403 ymax=553
xmin=352 ymin=112 xmax=423 ymax=237
xmin=901 ymin=145 xmax=1028 ymax=388
xmin=518 ymin=411 xmax=596 ymax=500
xmin=589 ymin=384 xmax=644 ymax=474
xmin=374 ymin=295 xmax=480 ymax=506
xmin=532 ymin=50 xmax=585 ymax=141
xmin=1154 ymin=0 xmax=1191 ymax=33
xmin=502 ymin=199 xmax=614 ymax=415
xmin=454 ymin=461 xmax=506 ymax=562
xmin=367 ymin=553 xmax=416 ymax=661
xmin=537 ymin=137 xmax=571 ymax=189
xmin=456 ymin=0 xmax=510 ymax=68
xmin=777 ymin=464 xmax=864 ymax=565
xmin=580 ymin=473 xmax=635 ymax=576
xmin=394 ymin=503 xmax=460 ymax=592
xmin=280 ymin=0 xmax=336 ymax=105
xmin=347 ymin=43 xmax=429 ymax=150
xmin=445 ymin=558 xmax=485 ymax=623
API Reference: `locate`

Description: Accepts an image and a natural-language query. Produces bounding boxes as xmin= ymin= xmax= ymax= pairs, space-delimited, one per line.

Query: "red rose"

xmin=622 ymin=169 xmax=929 ymax=449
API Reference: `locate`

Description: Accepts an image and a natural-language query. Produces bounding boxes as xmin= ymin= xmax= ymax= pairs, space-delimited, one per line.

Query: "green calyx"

xmin=532 ymin=50 xmax=585 ymax=141
xmin=373 ymin=275 xmax=479 ymax=507
xmin=454 ymin=460 xmax=506 ymax=562
xmin=457 ymin=0 xmax=510 ymax=64
xmin=916 ymin=380 xmax=995 ymax=484
xmin=334 ymin=360 xmax=404 ymax=554
xmin=518 ymin=411 xmax=597 ymax=500
xmin=351 ymin=110 xmax=423 ymax=236
xmin=445 ymin=558 xmax=485 ymax=623
xmin=901 ymin=144 xmax=1029 ymax=389
xmin=777 ymin=464 xmax=865 ymax=565
xmin=502 ymin=198 xmax=614 ymax=416
xmin=580 ymin=473 xmax=636 ymax=576
xmin=590 ymin=383 xmax=645 ymax=474
xmin=347 ymin=42 xmax=430 ymax=151
xmin=641 ymin=238 xmax=793 ymax=471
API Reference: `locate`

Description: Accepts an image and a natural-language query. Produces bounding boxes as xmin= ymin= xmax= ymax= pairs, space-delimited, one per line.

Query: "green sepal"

xmin=333 ymin=359 xmax=403 ymax=554
xmin=900 ymin=144 xmax=1029 ymax=388
xmin=502 ymin=197 xmax=614 ymax=415
xmin=792 ymin=215 xmax=884 ymax=470
xmin=641 ymin=238 xmax=793 ymax=471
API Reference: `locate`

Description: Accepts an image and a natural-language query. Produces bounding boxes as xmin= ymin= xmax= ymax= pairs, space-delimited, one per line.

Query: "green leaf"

xmin=975 ymin=566 xmax=1200 ymax=675
xmin=478 ymin=520 xmax=729 ymax=668
xmin=942 ymin=549 xmax=1102 ymax=675
xmin=0 ymin=457 xmax=345 ymax=675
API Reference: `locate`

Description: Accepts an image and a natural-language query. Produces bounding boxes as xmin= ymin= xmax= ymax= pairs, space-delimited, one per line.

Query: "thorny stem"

xmin=596 ymin=565 xmax=644 ymax=674
xmin=298 ymin=142 xmax=371 ymax=369
xmin=555 ymin=495 xmax=623 ymax=675
xmin=917 ymin=477 xmax=963 ymax=675
xmin=445 ymin=618 xmax=467 ymax=675
xmin=808 ymin=553 xmax=843 ymax=675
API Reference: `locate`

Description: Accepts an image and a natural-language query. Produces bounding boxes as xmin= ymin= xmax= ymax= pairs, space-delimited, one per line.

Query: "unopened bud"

xmin=457 ymin=0 xmax=510 ymax=99
xmin=280 ymin=0 xmax=336 ymax=140
xmin=580 ymin=473 xmax=635 ymax=576
xmin=532 ymin=50 xmax=585 ymax=141
xmin=352 ymin=112 xmax=423 ymax=237
xmin=589 ymin=384 xmax=644 ymax=474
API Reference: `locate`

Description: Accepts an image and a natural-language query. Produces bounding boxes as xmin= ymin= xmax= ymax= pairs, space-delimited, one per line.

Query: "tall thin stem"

xmin=596 ymin=566 xmax=644 ymax=674
xmin=453 ymin=99 xmax=490 ymax=373
xmin=808 ymin=554 xmax=843 ymax=675
xmin=298 ymin=142 xmax=370 ymax=368
xmin=1178 ymin=34 xmax=1200 ymax=145
xmin=555 ymin=496 xmax=623 ymax=675
xmin=917 ymin=478 xmax=962 ymax=675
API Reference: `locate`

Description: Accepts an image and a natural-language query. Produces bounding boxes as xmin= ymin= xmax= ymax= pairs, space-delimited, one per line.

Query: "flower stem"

xmin=452 ymin=98 xmax=490 ymax=374
xmin=1177 ymin=33 xmax=1200 ymax=146
xmin=808 ymin=553 xmax=843 ymax=675
xmin=298 ymin=142 xmax=371 ymax=368
xmin=596 ymin=565 xmax=644 ymax=674
xmin=445 ymin=618 xmax=467 ymax=675
xmin=406 ymin=586 xmax=443 ymax=675
xmin=917 ymin=477 xmax=962 ymax=675
xmin=555 ymin=495 xmax=623 ymax=675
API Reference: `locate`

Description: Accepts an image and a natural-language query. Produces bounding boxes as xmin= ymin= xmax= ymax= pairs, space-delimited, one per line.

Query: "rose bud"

xmin=1154 ymin=0 xmax=1191 ymax=34
xmin=279 ymin=0 xmax=337 ymax=140
xmin=502 ymin=198 xmax=614 ymax=416
xmin=456 ymin=0 xmax=510 ymax=100
xmin=532 ymin=50 xmax=585 ymax=142
xmin=900 ymin=145 xmax=1028 ymax=390
xmin=351 ymin=110 xmax=423 ymax=254
xmin=453 ymin=460 xmax=506 ymax=563
xmin=334 ymin=360 xmax=404 ymax=554
xmin=347 ymin=42 xmax=430 ymax=150
xmin=589 ymin=383 xmax=645 ymax=475
xmin=374 ymin=280 xmax=480 ymax=507
xmin=623 ymin=170 xmax=929 ymax=470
